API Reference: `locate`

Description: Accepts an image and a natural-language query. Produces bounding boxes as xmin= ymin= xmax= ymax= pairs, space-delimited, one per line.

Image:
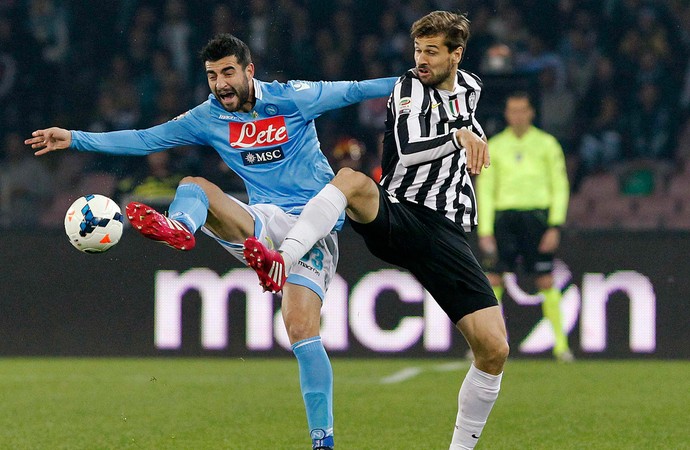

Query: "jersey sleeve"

xmin=288 ymin=78 xmax=398 ymax=121
xmin=70 ymin=107 xmax=208 ymax=155
xmin=547 ymin=136 xmax=570 ymax=226
xmin=391 ymin=76 xmax=464 ymax=168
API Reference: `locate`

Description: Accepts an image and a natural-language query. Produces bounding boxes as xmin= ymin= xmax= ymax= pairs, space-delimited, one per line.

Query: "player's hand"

xmin=24 ymin=127 xmax=72 ymax=156
xmin=539 ymin=227 xmax=561 ymax=253
xmin=479 ymin=235 xmax=497 ymax=255
xmin=457 ymin=127 xmax=490 ymax=175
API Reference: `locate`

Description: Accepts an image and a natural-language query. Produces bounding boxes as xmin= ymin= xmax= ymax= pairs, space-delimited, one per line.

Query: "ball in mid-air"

xmin=64 ymin=194 xmax=123 ymax=253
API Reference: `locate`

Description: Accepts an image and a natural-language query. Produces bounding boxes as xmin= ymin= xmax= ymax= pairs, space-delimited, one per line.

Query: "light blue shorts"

xmin=201 ymin=195 xmax=338 ymax=301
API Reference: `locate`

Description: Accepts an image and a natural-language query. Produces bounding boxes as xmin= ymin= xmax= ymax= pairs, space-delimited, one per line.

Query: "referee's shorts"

xmin=483 ymin=209 xmax=554 ymax=275
xmin=350 ymin=185 xmax=497 ymax=324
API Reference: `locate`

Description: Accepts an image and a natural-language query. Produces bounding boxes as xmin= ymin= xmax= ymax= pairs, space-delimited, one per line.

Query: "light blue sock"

xmin=292 ymin=336 xmax=334 ymax=445
xmin=167 ymin=183 xmax=209 ymax=233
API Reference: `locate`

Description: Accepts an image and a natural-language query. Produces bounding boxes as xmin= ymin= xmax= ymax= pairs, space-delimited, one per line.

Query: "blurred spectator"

xmin=461 ymin=5 xmax=495 ymax=73
xmin=27 ymin=0 xmax=69 ymax=66
xmin=125 ymin=6 xmax=158 ymax=80
xmin=158 ymin=0 xmax=195 ymax=84
xmin=377 ymin=10 xmax=408 ymax=73
xmin=487 ymin=2 xmax=530 ymax=56
xmin=624 ymin=82 xmax=675 ymax=160
xmin=0 ymin=17 xmax=18 ymax=102
xmin=537 ymin=65 xmax=577 ymax=152
xmin=636 ymin=48 xmax=672 ymax=97
xmin=117 ymin=151 xmax=184 ymax=205
xmin=635 ymin=5 xmax=671 ymax=62
xmin=210 ymin=2 xmax=236 ymax=37
xmin=398 ymin=0 xmax=429 ymax=29
xmin=0 ymin=132 xmax=53 ymax=226
xmin=575 ymin=94 xmax=624 ymax=188
xmin=559 ymin=25 xmax=600 ymax=99
xmin=331 ymin=7 xmax=357 ymax=69
xmin=0 ymin=15 xmax=20 ymax=135
xmin=480 ymin=43 xmax=514 ymax=75
xmin=614 ymin=29 xmax=644 ymax=99
xmin=285 ymin=4 xmax=319 ymax=81
xmin=578 ymin=56 xmax=622 ymax=119
xmin=515 ymin=35 xmax=566 ymax=86
xmin=96 ymin=55 xmax=142 ymax=131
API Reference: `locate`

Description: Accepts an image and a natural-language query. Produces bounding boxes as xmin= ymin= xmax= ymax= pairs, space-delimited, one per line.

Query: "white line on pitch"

xmin=380 ymin=367 xmax=423 ymax=384
xmin=434 ymin=362 xmax=468 ymax=372
xmin=380 ymin=362 xmax=469 ymax=384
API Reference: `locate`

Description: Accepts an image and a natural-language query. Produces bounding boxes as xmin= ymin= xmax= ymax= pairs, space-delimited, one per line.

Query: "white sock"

xmin=450 ymin=364 xmax=502 ymax=449
xmin=280 ymin=184 xmax=347 ymax=271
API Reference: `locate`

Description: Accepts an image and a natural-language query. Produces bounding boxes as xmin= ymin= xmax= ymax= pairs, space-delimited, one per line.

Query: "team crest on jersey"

xmin=398 ymin=97 xmax=412 ymax=114
xmin=241 ymin=147 xmax=285 ymax=165
xmin=229 ymin=116 xmax=289 ymax=148
xmin=264 ymin=104 xmax=278 ymax=116
xmin=468 ymin=91 xmax=477 ymax=111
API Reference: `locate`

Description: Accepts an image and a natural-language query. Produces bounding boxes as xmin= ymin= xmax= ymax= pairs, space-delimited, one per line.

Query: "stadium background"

xmin=1 ymin=0 xmax=688 ymax=359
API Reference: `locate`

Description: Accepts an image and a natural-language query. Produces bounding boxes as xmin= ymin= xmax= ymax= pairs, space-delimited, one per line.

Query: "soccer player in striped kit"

xmin=27 ymin=34 xmax=396 ymax=450
xmin=244 ymin=11 xmax=508 ymax=449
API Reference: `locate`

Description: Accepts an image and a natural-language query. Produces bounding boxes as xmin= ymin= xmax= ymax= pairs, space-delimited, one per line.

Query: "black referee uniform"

xmin=351 ymin=68 xmax=497 ymax=323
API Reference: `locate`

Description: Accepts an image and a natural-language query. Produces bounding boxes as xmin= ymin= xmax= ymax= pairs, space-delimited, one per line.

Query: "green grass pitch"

xmin=0 ymin=358 xmax=687 ymax=449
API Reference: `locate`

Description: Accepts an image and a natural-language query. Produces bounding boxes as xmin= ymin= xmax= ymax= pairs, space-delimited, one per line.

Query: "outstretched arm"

xmin=25 ymin=127 xmax=72 ymax=156
xmin=25 ymin=112 xmax=206 ymax=157
xmin=290 ymin=77 xmax=398 ymax=120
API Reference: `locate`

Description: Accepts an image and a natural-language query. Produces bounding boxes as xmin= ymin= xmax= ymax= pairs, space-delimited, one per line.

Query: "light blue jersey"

xmin=70 ymin=77 xmax=397 ymax=221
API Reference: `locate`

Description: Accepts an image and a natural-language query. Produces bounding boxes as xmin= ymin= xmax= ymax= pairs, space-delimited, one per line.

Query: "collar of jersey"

xmin=209 ymin=78 xmax=264 ymax=118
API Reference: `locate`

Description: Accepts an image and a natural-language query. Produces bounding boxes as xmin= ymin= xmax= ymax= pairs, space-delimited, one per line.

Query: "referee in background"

xmin=477 ymin=91 xmax=573 ymax=362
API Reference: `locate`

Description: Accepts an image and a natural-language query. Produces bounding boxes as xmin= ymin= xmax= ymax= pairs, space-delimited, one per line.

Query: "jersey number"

xmin=300 ymin=248 xmax=324 ymax=270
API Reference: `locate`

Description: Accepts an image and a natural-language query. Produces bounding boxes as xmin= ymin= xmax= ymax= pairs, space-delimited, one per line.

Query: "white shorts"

xmin=200 ymin=195 xmax=339 ymax=301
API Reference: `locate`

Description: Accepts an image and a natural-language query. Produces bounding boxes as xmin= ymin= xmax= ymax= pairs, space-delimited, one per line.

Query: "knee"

xmin=283 ymin=312 xmax=318 ymax=343
xmin=180 ymin=175 xmax=209 ymax=188
xmin=475 ymin=339 xmax=510 ymax=374
xmin=334 ymin=167 xmax=357 ymax=179
xmin=285 ymin=321 xmax=316 ymax=344
xmin=179 ymin=176 xmax=223 ymax=202
xmin=333 ymin=167 xmax=373 ymax=198
xmin=496 ymin=340 xmax=510 ymax=363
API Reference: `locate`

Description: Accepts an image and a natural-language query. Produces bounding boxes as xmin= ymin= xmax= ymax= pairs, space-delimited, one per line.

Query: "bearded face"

xmin=414 ymin=35 xmax=462 ymax=90
xmin=205 ymin=55 xmax=254 ymax=112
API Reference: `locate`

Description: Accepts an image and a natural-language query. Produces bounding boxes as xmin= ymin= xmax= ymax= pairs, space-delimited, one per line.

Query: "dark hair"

xmin=199 ymin=33 xmax=252 ymax=67
xmin=410 ymin=11 xmax=471 ymax=51
xmin=507 ymin=91 xmax=533 ymax=106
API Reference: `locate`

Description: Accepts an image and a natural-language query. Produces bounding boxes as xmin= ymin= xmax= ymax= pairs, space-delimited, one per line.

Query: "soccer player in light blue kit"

xmin=27 ymin=33 xmax=397 ymax=450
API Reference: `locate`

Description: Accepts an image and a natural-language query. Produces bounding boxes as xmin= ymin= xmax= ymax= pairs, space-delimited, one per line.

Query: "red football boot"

xmin=126 ymin=202 xmax=195 ymax=250
xmin=243 ymin=236 xmax=287 ymax=293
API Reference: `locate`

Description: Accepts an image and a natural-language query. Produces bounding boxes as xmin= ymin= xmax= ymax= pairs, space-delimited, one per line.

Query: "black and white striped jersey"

xmin=380 ymin=68 xmax=485 ymax=231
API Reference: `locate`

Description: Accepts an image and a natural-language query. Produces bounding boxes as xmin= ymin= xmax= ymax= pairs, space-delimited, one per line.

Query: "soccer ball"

xmin=64 ymin=194 xmax=124 ymax=253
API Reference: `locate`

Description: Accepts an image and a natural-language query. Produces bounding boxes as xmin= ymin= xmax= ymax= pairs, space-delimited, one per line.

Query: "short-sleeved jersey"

xmin=70 ymin=77 xmax=397 ymax=221
xmin=380 ymin=68 xmax=485 ymax=231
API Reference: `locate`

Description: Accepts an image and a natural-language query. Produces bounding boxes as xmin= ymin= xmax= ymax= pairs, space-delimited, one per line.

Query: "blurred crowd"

xmin=2 ymin=0 xmax=690 ymax=229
